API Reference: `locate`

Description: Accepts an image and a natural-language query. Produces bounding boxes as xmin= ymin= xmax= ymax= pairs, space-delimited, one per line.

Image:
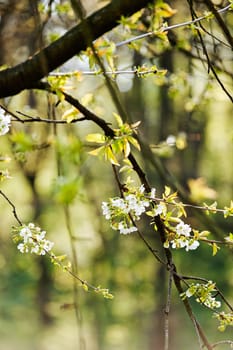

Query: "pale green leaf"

xmin=86 ymin=133 xmax=106 ymax=143
xmin=113 ymin=112 xmax=123 ymax=127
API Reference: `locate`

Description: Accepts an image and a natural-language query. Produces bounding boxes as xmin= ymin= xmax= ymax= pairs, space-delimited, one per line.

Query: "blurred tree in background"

xmin=0 ymin=1 xmax=232 ymax=349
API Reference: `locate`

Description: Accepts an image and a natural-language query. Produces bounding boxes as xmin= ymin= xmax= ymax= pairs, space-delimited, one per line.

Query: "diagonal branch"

xmin=0 ymin=0 xmax=151 ymax=98
xmin=203 ymin=0 xmax=233 ymax=49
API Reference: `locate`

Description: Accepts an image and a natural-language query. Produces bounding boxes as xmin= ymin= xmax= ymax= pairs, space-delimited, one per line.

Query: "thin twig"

xmin=211 ymin=340 xmax=233 ymax=349
xmin=115 ymin=4 xmax=231 ymax=48
xmin=204 ymin=0 xmax=233 ymax=49
xmin=164 ymin=269 xmax=173 ymax=350
xmin=0 ymin=190 xmax=22 ymax=225
xmin=38 ymin=85 xmax=214 ymax=349
xmin=49 ymin=68 xmax=158 ymax=77
xmin=15 ymin=111 xmax=86 ymax=123
xmin=187 ymin=2 xmax=233 ymax=102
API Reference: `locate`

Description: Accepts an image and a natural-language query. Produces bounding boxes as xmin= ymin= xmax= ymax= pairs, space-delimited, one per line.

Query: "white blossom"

xmin=154 ymin=203 xmax=164 ymax=216
xmin=102 ymin=185 xmax=151 ymax=235
xmin=183 ymin=282 xmax=221 ymax=309
xmin=166 ymin=135 xmax=176 ymax=146
xmin=17 ymin=243 xmax=29 ymax=253
xmin=171 ymin=238 xmax=187 ymax=249
xmin=176 ymin=221 xmax=191 ymax=237
xmin=139 ymin=184 xmax=145 ymax=194
xmin=16 ymin=223 xmax=54 ymax=256
xmin=111 ymin=198 xmax=127 ymax=211
xmin=118 ymin=221 xmax=137 ymax=235
xmin=185 ymin=240 xmax=200 ymax=251
xmin=102 ymin=202 xmax=111 ymax=219
xmin=150 ymin=188 xmax=156 ymax=199
xmin=0 ymin=108 xmax=11 ymax=136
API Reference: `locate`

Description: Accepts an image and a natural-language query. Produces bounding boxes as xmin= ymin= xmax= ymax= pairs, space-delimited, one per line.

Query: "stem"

xmin=0 ymin=190 xmax=22 ymax=225
xmin=164 ymin=270 xmax=172 ymax=350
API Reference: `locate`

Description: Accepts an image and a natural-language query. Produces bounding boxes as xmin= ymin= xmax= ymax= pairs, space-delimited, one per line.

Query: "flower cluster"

xmin=14 ymin=223 xmax=54 ymax=255
xmin=102 ymin=185 xmax=153 ymax=234
xmin=181 ymin=281 xmax=221 ymax=309
xmin=213 ymin=311 xmax=233 ymax=332
xmin=168 ymin=220 xmax=200 ymax=251
xmin=0 ymin=108 xmax=11 ymax=136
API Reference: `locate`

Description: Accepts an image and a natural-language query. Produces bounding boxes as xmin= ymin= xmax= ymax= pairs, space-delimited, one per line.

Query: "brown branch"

xmin=0 ymin=190 xmax=22 ymax=225
xmin=0 ymin=0 xmax=151 ymax=98
xmin=203 ymin=0 xmax=233 ymax=49
xmin=35 ymin=85 xmax=217 ymax=348
xmin=155 ymin=216 xmax=213 ymax=349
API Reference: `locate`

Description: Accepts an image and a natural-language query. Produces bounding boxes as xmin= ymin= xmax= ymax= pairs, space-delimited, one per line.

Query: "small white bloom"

xmin=125 ymin=194 xmax=137 ymax=208
xmin=154 ymin=203 xmax=163 ymax=216
xmin=213 ymin=300 xmax=221 ymax=308
xmin=166 ymin=135 xmax=176 ymax=146
xmin=176 ymin=221 xmax=191 ymax=237
xmin=112 ymin=198 xmax=127 ymax=212
xmin=186 ymin=240 xmax=200 ymax=251
xmin=102 ymin=202 xmax=111 ymax=219
xmin=134 ymin=201 xmax=149 ymax=217
xmin=36 ymin=230 xmax=46 ymax=241
xmin=17 ymin=243 xmax=29 ymax=253
xmin=0 ymin=109 xmax=11 ymax=136
xmin=225 ymin=233 xmax=233 ymax=243
xmin=31 ymin=245 xmax=40 ymax=254
xmin=139 ymin=184 xmax=145 ymax=194
xmin=42 ymin=240 xmax=54 ymax=252
xmin=186 ymin=288 xmax=195 ymax=297
xmin=171 ymin=238 xmax=187 ymax=249
xmin=150 ymin=188 xmax=156 ymax=199
xmin=118 ymin=221 xmax=137 ymax=234
xmin=19 ymin=227 xmax=33 ymax=243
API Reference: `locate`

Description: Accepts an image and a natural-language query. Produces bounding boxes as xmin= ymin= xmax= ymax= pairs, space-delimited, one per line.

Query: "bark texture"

xmin=0 ymin=0 xmax=151 ymax=98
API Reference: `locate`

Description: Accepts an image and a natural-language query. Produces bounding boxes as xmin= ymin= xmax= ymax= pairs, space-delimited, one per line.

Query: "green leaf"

xmin=212 ymin=243 xmax=220 ymax=256
xmin=113 ymin=112 xmax=123 ymax=127
xmin=10 ymin=131 xmax=35 ymax=152
xmin=105 ymin=146 xmax=120 ymax=166
xmin=62 ymin=107 xmax=80 ymax=123
xmin=82 ymin=283 xmax=89 ymax=292
xmin=127 ymin=135 xmax=141 ymax=151
xmin=53 ymin=177 xmax=81 ymax=204
xmin=88 ymin=145 xmax=105 ymax=156
xmin=86 ymin=133 xmax=106 ymax=143
xmin=123 ymin=140 xmax=131 ymax=157
xmin=164 ymin=186 xmax=171 ymax=197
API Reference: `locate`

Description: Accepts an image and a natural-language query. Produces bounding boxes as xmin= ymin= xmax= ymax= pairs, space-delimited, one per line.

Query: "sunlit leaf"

xmin=105 ymin=146 xmax=120 ymax=166
xmin=113 ymin=113 xmax=123 ymax=127
xmin=86 ymin=133 xmax=106 ymax=143
xmin=212 ymin=243 xmax=220 ymax=256
xmin=165 ymin=186 xmax=171 ymax=197
xmin=81 ymin=93 xmax=94 ymax=106
xmin=188 ymin=178 xmax=217 ymax=202
xmin=62 ymin=107 xmax=80 ymax=123
xmin=127 ymin=135 xmax=141 ymax=151
xmin=156 ymin=3 xmax=177 ymax=18
xmin=88 ymin=145 xmax=105 ymax=156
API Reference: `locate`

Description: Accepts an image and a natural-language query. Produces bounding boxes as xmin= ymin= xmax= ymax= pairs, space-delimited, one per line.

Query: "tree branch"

xmin=203 ymin=0 xmax=233 ymax=49
xmin=0 ymin=0 xmax=151 ymax=98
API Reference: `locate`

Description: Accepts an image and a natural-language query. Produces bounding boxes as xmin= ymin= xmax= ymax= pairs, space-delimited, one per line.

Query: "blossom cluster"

xmin=213 ymin=311 xmax=233 ymax=332
xmin=102 ymin=185 xmax=155 ymax=234
xmin=14 ymin=223 xmax=54 ymax=255
xmin=181 ymin=281 xmax=221 ymax=309
xmin=168 ymin=220 xmax=200 ymax=251
xmin=0 ymin=108 xmax=11 ymax=136
xmin=102 ymin=184 xmax=201 ymax=253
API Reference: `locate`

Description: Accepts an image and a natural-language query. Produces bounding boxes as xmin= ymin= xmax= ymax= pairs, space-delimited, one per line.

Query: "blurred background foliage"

xmin=0 ymin=0 xmax=232 ymax=349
